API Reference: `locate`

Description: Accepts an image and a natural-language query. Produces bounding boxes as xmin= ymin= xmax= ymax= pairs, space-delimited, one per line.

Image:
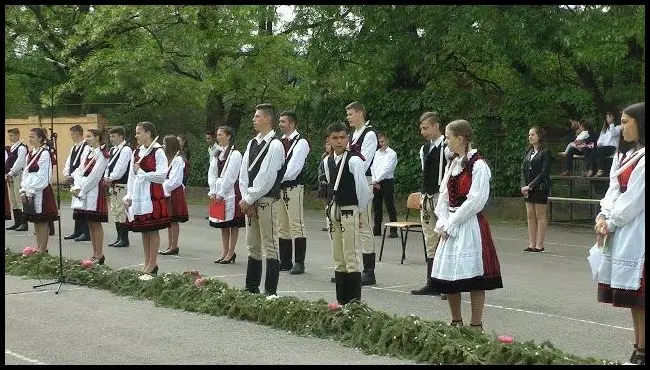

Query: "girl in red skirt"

xmin=159 ymin=135 xmax=189 ymax=255
xmin=123 ymin=122 xmax=170 ymax=275
xmin=19 ymin=128 xmax=59 ymax=253
xmin=71 ymin=129 xmax=110 ymax=265
xmin=594 ymin=102 xmax=645 ymax=365
xmin=430 ymin=119 xmax=503 ymax=332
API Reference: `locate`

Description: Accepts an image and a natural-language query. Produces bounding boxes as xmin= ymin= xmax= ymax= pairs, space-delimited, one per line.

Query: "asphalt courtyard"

xmin=5 ymin=203 xmax=633 ymax=364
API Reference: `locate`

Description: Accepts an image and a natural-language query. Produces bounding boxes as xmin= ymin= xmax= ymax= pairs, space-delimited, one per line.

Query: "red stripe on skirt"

xmin=130 ymin=183 xmax=170 ymax=229
xmin=169 ymin=186 xmax=188 ymax=220
xmin=477 ymin=212 xmax=501 ymax=277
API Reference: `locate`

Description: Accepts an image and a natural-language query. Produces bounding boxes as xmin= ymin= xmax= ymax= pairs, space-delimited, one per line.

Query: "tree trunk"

xmin=206 ymin=90 xmax=226 ymax=133
xmin=226 ymin=102 xmax=247 ymax=133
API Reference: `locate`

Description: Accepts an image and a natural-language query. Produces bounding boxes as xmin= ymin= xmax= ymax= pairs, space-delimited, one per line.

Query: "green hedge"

xmin=5 ymin=248 xmax=616 ymax=365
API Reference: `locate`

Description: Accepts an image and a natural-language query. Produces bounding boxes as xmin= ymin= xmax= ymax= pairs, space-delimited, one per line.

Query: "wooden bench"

xmin=548 ymin=196 xmax=601 ymax=222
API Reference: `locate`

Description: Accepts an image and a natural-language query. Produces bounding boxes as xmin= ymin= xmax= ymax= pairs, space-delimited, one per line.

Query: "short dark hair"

xmin=279 ymin=110 xmax=298 ymax=126
xmin=327 ymin=122 xmax=348 ymax=136
xmin=419 ymin=111 xmax=440 ymax=125
xmin=529 ymin=125 xmax=547 ymax=149
xmin=136 ymin=121 xmax=157 ymax=138
xmin=205 ymin=130 xmax=216 ymax=137
xmin=255 ymin=103 xmax=277 ymax=124
xmin=7 ymin=128 xmax=19 ymax=135
xmin=70 ymin=125 xmax=83 ymax=135
xmin=109 ymin=126 xmax=125 ymax=137
xmin=345 ymin=101 xmax=366 ymax=115
xmin=377 ymin=132 xmax=387 ymax=140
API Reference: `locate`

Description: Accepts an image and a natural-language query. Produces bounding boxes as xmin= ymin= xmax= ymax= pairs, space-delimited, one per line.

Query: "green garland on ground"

xmin=5 ymin=248 xmax=616 ymax=365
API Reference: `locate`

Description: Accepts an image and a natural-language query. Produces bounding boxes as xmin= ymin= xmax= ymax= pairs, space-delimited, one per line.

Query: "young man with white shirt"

xmin=324 ymin=122 xmax=372 ymax=305
xmin=276 ymin=111 xmax=311 ymax=275
xmin=63 ymin=125 xmax=91 ymax=241
xmin=5 ymin=128 xmax=29 ymax=231
xmin=370 ymin=132 xmax=398 ymax=238
xmin=411 ymin=112 xmax=452 ymax=298
xmin=345 ymin=101 xmax=380 ymax=286
xmin=104 ymin=126 xmax=133 ymax=248
xmin=239 ymin=103 xmax=286 ymax=296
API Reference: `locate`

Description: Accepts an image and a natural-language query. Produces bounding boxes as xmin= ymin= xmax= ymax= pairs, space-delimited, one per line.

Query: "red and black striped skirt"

xmin=431 ymin=212 xmax=503 ymax=294
xmin=598 ymin=264 xmax=645 ymax=308
xmin=167 ymin=186 xmax=188 ymax=223
xmin=128 ymin=183 xmax=170 ymax=233
xmin=73 ymin=184 xmax=108 ymax=223
xmin=24 ymin=185 xmax=59 ymax=223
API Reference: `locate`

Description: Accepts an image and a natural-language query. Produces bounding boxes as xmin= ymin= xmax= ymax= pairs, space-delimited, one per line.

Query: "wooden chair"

xmin=379 ymin=192 xmax=427 ymax=264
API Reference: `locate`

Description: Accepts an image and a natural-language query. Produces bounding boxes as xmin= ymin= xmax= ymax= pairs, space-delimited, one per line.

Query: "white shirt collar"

xmin=255 ymin=130 xmax=277 ymax=143
xmin=282 ymin=130 xmax=299 ymax=140
xmin=431 ymin=135 xmax=444 ymax=148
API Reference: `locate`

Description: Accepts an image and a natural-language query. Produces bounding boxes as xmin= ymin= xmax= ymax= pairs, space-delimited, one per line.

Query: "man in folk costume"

xmin=63 ymin=125 xmax=91 ymax=241
xmin=411 ymin=112 xmax=452 ymax=298
xmin=5 ymin=128 xmax=29 ymax=231
xmin=324 ymin=122 xmax=372 ymax=305
xmin=345 ymin=101 xmax=380 ymax=286
xmin=104 ymin=126 xmax=133 ymax=248
xmin=239 ymin=103 xmax=286 ymax=296
xmin=370 ymin=132 xmax=399 ymax=238
xmin=276 ymin=110 xmax=311 ymax=275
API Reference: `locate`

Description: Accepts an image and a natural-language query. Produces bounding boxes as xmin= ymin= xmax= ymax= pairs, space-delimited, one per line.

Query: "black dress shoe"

xmin=14 ymin=223 xmax=28 ymax=231
xmin=159 ymin=248 xmax=179 ymax=255
xmin=74 ymin=233 xmax=90 ymax=242
xmin=218 ymin=253 xmax=236 ymax=264
xmin=64 ymin=233 xmax=80 ymax=240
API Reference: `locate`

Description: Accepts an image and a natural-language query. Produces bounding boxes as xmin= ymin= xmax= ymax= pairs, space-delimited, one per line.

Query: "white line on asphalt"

xmin=480 ymin=302 xmax=634 ymax=331
xmin=5 ymin=349 xmax=47 ymax=365
xmin=6 ymin=287 xmax=85 ymax=296
xmin=279 ymin=290 xmax=333 ymax=293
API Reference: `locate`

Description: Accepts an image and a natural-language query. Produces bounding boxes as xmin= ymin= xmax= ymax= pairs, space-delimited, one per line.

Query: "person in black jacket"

xmin=520 ymin=126 xmax=551 ymax=253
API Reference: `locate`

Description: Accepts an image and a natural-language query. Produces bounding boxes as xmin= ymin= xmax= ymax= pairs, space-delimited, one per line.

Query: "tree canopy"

xmin=5 ymin=5 xmax=645 ymax=195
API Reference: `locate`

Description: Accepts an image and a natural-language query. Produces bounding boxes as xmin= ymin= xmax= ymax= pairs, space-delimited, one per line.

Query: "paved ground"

xmin=5 ymin=203 xmax=634 ymax=364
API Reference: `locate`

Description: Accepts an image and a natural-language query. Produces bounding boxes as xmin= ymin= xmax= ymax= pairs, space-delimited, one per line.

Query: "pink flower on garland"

xmin=22 ymin=246 xmax=38 ymax=257
xmin=80 ymin=259 xmax=94 ymax=269
xmin=498 ymin=335 xmax=514 ymax=344
xmin=328 ymin=302 xmax=342 ymax=311
xmin=194 ymin=277 xmax=206 ymax=288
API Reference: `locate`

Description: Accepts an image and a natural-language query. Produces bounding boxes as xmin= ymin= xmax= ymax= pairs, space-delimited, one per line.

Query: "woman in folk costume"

xmin=19 ymin=128 xmax=59 ymax=253
xmin=71 ymin=129 xmax=110 ymax=265
xmin=208 ymin=125 xmax=244 ymax=264
xmin=123 ymin=122 xmax=170 ymax=276
xmin=159 ymin=135 xmax=189 ymax=255
xmin=594 ymin=102 xmax=645 ymax=365
xmin=5 ymin=148 xmax=12 ymax=221
xmin=431 ymin=119 xmax=503 ymax=332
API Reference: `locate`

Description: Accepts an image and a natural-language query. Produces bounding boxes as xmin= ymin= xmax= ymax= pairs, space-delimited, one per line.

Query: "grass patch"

xmin=5 ymin=248 xmax=616 ymax=365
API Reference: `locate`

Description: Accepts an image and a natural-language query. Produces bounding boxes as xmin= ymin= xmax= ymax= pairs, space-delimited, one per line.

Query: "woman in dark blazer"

xmin=520 ymin=126 xmax=551 ymax=253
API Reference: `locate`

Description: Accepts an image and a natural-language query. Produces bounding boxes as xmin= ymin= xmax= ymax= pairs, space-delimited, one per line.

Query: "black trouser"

xmin=372 ymin=178 xmax=397 ymax=233
xmin=564 ymin=146 xmax=584 ymax=172
xmin=584 ymin=145 xmax=616 ymax=172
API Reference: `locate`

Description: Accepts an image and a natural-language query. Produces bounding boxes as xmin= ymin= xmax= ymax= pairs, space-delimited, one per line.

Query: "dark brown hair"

xmin=619 ymin=102 xmax=645 ymax=152
xmin=7 ymin=128 xmax=20 ymax=135
xmin=87 ymin=128 xmax=105 ymax=146
xmin=419 ymin=111 xmax=440 ymax=125
xmin=70 ymin=124 xmax=83 ymax=135
xmin=446 ymin=119 xmax=474 ymax=168
xmin=109 ymin=126 xmax=125 ymax=137
xmin=345 ymin=101 xmax=366 ymax=116
xmin=255 ymin=103 xmax=277 ymax=124
xmin=30 ymin=128 xmax=47 ymax=145
xmin=163 ymin=135 xmax=181 ymax=159
xmin=136 ymin=121 xmax=156 ymax=138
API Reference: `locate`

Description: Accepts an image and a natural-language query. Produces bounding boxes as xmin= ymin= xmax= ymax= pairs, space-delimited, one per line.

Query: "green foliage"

xmin=5 ymin=5 xmax=645 ymax=197
xmin=5 ymin=248 xmax=617 ymax=365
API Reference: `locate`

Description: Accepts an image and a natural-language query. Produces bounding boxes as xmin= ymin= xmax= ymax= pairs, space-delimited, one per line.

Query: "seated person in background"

xmin=584 ymin=111 xmax=621 ymax=177
xmin=558 ymin=119 xmax=595 ymax=176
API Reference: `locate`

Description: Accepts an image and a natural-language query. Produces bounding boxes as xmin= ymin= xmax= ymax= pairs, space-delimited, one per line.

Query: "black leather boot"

xmin=64 ymin=219 xmax=81 ymax=239
xmin=244 ymin=257 xmax=263 ymax=294
xmin=6 ymin=209 xmax=20 ymax=230
xmin=74 ymin=219 xmax=90 ymax=241
xmin=48 ymin=221 xmax=55 ymax=236
xmin=113 ymin=223 xmax=130 ymax=247
xmin=14 ymin=210 xmax=28 ymax=231
xmin=334 ymin=271 xmax=346 ymax=305
xmin=108 ymin=222 xmax=121 ymax=246
xmin=347 ymin=272 xmax=362 ymax=303
xmin=411 ymin=258 xmax=441 ymax=295
xmin=360 ymin=253 xmax=376 ymax=286
xmin=289 ymin=237 xmax=306 ymax=275
xmin=264 ymin=258 xmax=280 ymax=296
xmin=278 ymin=238 xmax=293 ymax=271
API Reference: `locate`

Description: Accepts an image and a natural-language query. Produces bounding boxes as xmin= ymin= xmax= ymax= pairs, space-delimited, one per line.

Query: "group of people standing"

xmin=5 ymin=100 xmax=643 ymax=365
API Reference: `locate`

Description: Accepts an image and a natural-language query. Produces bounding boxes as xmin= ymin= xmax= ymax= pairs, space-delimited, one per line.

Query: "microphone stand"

xmin=33 ymin=85 xmax=84 ymax=294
